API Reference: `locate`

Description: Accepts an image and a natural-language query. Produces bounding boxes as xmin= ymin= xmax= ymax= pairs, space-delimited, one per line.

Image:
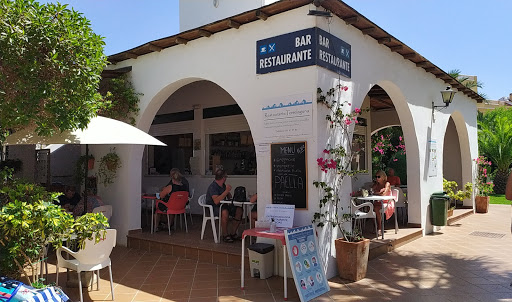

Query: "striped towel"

xmin=9 ymin=285 xmax=69 ymax=302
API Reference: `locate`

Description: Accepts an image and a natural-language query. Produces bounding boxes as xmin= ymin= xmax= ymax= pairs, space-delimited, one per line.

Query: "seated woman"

xmin=154 ymin=168 xmax=188 ymax=232
xmin=371 ymin=170 xmax=391 ymax=235
xmin=386 ymin=168 xmax=401 ymax=186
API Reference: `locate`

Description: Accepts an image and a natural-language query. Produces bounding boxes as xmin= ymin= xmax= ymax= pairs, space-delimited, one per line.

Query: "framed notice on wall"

xmin=271 ymin=141 xmax=307 ymax=209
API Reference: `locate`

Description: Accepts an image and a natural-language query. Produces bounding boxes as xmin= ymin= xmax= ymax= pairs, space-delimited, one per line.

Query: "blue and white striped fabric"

xmin=9 ymin=285 xmax=69 ymax=302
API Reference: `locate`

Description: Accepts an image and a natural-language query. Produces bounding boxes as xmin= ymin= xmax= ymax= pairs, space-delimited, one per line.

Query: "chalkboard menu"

xmin=271 ymin=142 xmax=307 ymax=209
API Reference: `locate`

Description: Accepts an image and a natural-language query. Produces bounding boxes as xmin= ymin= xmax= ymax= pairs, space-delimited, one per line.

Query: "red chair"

xmin=155 ymin=191 xmax=189 ymax=235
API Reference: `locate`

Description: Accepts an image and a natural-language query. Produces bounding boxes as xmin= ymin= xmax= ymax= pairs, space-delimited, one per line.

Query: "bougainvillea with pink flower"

xmin=313 ymin=84 xmax=369 ymax=242
xmin=371 ymin=127 xmax=406 ymax=172
xmin=474 ymin=155 xmax=494 ymax=196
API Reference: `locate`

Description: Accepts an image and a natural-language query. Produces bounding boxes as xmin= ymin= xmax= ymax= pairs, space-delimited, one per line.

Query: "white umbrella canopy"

xmin=3 ymin=116 xmax=165 ymax=215
xmin=4 ymin=116 xmax=166 ymax=146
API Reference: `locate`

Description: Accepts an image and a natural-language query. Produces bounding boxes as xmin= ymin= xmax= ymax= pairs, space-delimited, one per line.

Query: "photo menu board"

xmin=285 ymin=225 xmax=330 ymax=301
xmin=271 ymin=141 xmax=307 ymax=209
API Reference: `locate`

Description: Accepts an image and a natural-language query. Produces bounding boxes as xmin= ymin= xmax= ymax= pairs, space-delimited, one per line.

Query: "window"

xmin=149 ymin=133 xmax=193 ymax=175
xmin=208 ymin=131 xmax=256 ymax=175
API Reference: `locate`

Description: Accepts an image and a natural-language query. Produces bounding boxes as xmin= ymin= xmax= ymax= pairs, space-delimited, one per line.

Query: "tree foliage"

xmin=98 ymin=75 xmax=141 ymax=125
xmin=448 ymin=69 xmax=487 ymax=100
xmin=0 ymin=167 xmax=109 ymax=284
xmin=0 ymin=0 xmax=107 ymax=137
xmin=478 ymin=107 xmax=512 ymax=194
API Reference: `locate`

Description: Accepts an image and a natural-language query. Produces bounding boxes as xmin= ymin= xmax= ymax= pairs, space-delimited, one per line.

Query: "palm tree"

xmin=448 ymin=69 xmax=488 ymax=99
xmin=478 ymin=108 xmax=512 ymax=194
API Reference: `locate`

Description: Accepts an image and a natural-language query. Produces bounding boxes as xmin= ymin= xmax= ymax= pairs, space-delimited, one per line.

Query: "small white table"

xmin=356 ymin=195 xmax=397 ymax=239
xmin=141 ymin=195 xmax=157 ymax=234
xmin=219 ymin=200 xmax=254 ymax=239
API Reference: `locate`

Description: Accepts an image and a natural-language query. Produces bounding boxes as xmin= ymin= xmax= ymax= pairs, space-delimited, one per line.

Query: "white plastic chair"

xmin=93 ymin=205 xmax=113 ymax=222
xmin=198 ymin=194 xmax=219 ymax=243
xmin=351 ymin=198 xmax=378 ymax=239
xmin=56 ymin=229 xmax=116 ymax=302
xmin=394 ymin=186 xmax=408 ymax=226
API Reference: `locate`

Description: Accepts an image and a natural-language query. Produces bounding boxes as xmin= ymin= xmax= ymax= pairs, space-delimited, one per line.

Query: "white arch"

xmin=369 ymin=81 xmax=422 ymax=226
xmin=443 ymin=111 xmax=473 ymax=207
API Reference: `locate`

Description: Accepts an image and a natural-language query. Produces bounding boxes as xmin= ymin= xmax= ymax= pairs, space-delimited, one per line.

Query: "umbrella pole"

xmin=84 ymin=144 xmax=89 ymax=215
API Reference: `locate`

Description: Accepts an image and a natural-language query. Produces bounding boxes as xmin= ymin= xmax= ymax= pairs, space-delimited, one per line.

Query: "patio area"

xmin=128 ymin=209 xmax=424 ymax=266
xmin=39 ymin=204 xmax=511 ymax=301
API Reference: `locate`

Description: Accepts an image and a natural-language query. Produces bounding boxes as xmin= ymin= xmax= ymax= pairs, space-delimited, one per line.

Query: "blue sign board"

xmin=285 ymin=225 xmax=330 ymax=302
xmin=256 ymin=27 xmax=351 ymax=78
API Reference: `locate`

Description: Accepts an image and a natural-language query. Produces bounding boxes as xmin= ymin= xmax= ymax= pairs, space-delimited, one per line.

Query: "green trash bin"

xmin=430 ymin=192 xmax=450 ymax=226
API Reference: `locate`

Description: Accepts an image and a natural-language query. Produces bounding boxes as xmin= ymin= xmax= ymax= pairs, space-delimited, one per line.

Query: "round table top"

xmin=356 ymin=195 xmax=395 ymax=201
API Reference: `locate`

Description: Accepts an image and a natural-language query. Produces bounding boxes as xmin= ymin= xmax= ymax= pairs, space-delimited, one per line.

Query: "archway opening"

xmin=140 ymin=80 xmax=257 ymax=235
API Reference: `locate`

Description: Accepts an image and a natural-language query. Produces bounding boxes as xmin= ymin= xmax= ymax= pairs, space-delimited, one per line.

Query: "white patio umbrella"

xmin=4 ymin=116 xmax=166 ymax=213
xmin=3 ymin=116 xmax=165 ymax=146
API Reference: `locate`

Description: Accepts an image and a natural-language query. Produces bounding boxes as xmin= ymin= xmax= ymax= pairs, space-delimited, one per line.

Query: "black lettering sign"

xmin=271 ymin=142 xmax=307 ymax=209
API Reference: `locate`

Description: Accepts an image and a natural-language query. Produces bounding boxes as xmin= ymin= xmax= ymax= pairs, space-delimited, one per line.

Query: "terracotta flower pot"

xmin=475 ymin=195 xmax=490 ymax=213
xmin=87 ymin=158 xmax=95 ymax=170
xmin=335 ymin=238 xmax=370 ymax=281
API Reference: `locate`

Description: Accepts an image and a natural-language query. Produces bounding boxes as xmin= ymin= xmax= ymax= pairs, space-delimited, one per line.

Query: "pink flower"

xmin=399 ymin=136 xmax=402 ymax=141
xmin=323 ymin=149 xmax=330 ymax=154
xmin=354 ymin=108 xmax=361 ymax=113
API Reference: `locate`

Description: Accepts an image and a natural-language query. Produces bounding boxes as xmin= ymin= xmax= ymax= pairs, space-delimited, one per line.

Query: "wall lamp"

xmin=432 ymin=86 xmax=456 ymax=114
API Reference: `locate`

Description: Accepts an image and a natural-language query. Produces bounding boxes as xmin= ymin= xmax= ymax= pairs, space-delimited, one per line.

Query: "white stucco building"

xmin=90 ymin=0 xmax=482 ymax=278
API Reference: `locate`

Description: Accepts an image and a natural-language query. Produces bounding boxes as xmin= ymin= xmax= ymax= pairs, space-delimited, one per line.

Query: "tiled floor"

xmin=42 ymin=204 xmax=511 ymax=301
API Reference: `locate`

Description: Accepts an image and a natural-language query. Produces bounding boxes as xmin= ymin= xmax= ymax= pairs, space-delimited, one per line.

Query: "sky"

xmin=43 ymin=0 xmax=511 ymax=101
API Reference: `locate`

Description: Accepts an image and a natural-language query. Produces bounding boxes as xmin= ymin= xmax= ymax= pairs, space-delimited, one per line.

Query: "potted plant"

xmin=474 ymin=156 xmax=494 ymax=213
xmin=443 ymin=179 xmax=473 ymax=216
xmin=313 ymin=84 xmax=369 ymax=281
xmin=97 ymin=148 xmax=122 ymax=187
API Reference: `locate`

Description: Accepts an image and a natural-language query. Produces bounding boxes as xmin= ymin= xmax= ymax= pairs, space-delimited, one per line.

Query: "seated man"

xmin=206 ymin=169 xmax=243 ymax=243
xmin=56 ymin=186 xmax=81 ymax=212
xmin=386 ymin=168 xmax=401 ymax=186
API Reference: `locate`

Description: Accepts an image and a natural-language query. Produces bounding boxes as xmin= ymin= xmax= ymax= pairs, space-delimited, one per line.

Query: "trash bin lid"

xmin=431 ymin=191 xmax=446 ymax=196
xmin=430 ymin=191 xmax=449 ymax=199
xmin=248 ymin=243 xmax=275 ymax=254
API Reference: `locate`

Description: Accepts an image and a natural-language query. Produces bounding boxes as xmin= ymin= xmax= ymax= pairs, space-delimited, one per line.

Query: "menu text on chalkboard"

xmin=271 ymin=142 xmax=307 ymax=209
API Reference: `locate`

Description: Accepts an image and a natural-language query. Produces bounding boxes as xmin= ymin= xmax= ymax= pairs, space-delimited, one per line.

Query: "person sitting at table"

xmin=72 ymin=189 xmax=105 ymax=217
xmin=56 ymin=186 xmax=81 ymax=212
xmin=206 ymin=168 xmax=243 ymax=243
xmin=154 ymin=168 xmax=188 ymax=232
xmin=250 ymin=193 xmax=258 ymax=227
xmin=386 ymin=168 xmax=401 ymax=186
xmin=372 ymin=170 xmax=392 ymax=235
xmin=167 ymin=168 xmax=190 ymax=195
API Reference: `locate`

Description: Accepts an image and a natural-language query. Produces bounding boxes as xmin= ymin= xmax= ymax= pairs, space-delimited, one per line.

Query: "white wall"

xmin=100 ymin=4 xmax=479 ymax=279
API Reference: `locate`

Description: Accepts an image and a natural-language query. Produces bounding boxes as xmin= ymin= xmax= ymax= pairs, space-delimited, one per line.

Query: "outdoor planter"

xmin=335 ymin=238 xmax=370 ymax=282
xmin=475 ymin=196 xmax=490 ymax=213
